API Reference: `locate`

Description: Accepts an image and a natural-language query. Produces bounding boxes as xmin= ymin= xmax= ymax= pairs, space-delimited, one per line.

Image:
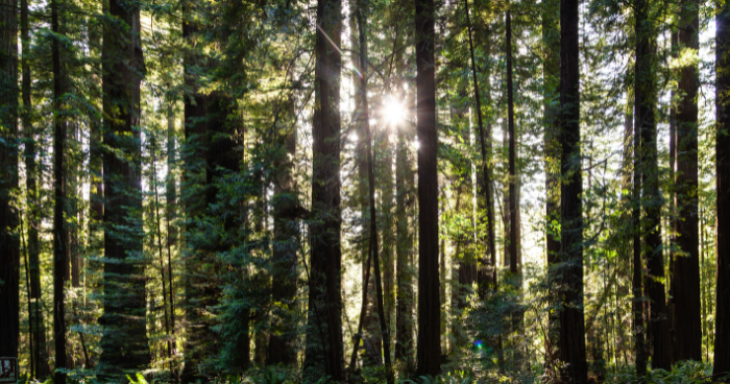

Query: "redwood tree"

xmin=0 ymin=0 xmax=20 ymax=362
xmin=98 ymin=0 xmax=150 ymax=375
xmin=635 ymin=0 xmax=671 ymax=369
xmin=673 ymin=0 xmax=702 ymax=362
xmin=303 ymin=0 xmax=344 ymax=379
xmin=415 ymin=0 xmax=441 ymax=374
xmin=558 ymin=0 xmax=587 ymax=382
xmin=715 ymin=0 xmax=730 ymax=378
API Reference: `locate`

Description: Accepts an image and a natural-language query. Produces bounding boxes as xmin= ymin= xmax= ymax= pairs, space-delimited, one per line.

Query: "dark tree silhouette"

xmin=558 ymin=0 xmax=587 ymax=382
xmin=715 ymin=1 xmax=730 ymax=379
xmin=415 ymin=0 xmax=441 ymax=375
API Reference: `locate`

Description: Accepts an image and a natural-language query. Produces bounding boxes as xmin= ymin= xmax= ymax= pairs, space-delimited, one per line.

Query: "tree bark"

xmin=714 ymin=1 xmax=730 ymax=379
xmin=415 ymin=0 xmax=441 ymax=373
xmin=303 ymin=0 xmax=344 ymax=379
xmin=0 ymin=0 xmax=20 ymax=363
xmin=51 ymin=0 xmax=67 ymax=380
xmin=506 ymin=9 xmax=518 ymax=277
xmin=19 ymin=0 xmax=52 ymax=375
xmin=635 ymin=0 xmax=671 ymax=369
xmin=630 ymin=83 xmax=647 ymax=377
xmin=395 ymin=109 xmax=414 ymax=364
xmin=465 ymin=0 xmax=497 ymax=296
xmin=673 ymin=0 xmax=702 ymax=362
xmin=542 ymin=0 xmax=560 ymax=363
xmin=394 ymin=22 xmax=414 ymax=365
xmin=558 ymin=0 xmax=587 ymax=382
xmin=98 ymin=0 xmax=150 ymax=375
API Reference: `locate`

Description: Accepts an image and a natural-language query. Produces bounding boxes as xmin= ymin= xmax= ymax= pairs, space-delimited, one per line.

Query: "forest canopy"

xmin=1 ymin=0 xmax=730 ymax=382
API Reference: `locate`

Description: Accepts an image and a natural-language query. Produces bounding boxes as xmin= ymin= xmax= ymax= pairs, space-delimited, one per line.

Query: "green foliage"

xmin=608 ymin=361 xmax=714 ymax=384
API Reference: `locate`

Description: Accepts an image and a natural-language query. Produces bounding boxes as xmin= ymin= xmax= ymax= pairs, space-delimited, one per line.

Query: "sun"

xmin=382 ymin=95 xmax=406 ymax=125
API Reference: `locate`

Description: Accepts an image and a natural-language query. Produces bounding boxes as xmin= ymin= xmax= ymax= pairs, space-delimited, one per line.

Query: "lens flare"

xmin=382 ymin=95 xmax=406 ymax=125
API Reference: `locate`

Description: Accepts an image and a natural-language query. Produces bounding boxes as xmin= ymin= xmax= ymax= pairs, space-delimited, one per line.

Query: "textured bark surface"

xmin=673 ymin=0 xmax=702 ymax=362
xmin=51 ymin=0 xmax=67 ymax=381
xmin=715 ymin=2 xmax=730 ymax=379
xmin=303 ymin=0 xmax=344 ymax=379
xmin=558 ymin=0 xmax=587 ymax=382
xmin=98 ymin=0 xmax=150 ymax=376
xmin=415 ymin=0 xmax=441 ymax=374
xmin=0 ymin=0 xmax=20 ymax=361
xmin=542 ymin=0 xmax=560 ymax=359
xmin=635 ymin=0 xmax=671 ymax=369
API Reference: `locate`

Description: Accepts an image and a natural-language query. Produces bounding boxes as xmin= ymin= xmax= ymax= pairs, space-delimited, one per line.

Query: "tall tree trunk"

xmin=51 ymin=0 xmax=67 ymax=380
xmin=629 ymin=83 xmax=647 ymax=377
xmin=415 ymin=0 xmax=441 ymax=373
xmin=502 ymin=126 xmax=509 ymax=268
xmin=150 ymin=137 xmax=173 ymax=369
xmin=69 ymin=123 xmax=81 ymax=288
xmin=0 ymin=0 xmax=20 ymax=363
xmin=348 ymin=5 xmax=379 ymax=368
xmin=98 ymin=0 xmax=150 ymax=376
xmin=165 ymin=97 xmax=176 ymax=356
xmin=558 ymin=0 xmax=587 ymax=382
xmin=465 ymin=0 xmax=497 ymax=296
xmin=668 ymin=26 xmax=678 ymax=364
xmin=457 ymin=122 xmax=476 ymax=311
xmin=635 ymin=0 xmax=671 ymax=369
xmin=395 ymin=105 xmax=414 ymax=365
xmin=357 ymin=6 xmax=394 ymax=381
xmin=542 ymin=0 xmax=560 ymax=363
xmin=673 ymin=0 xmax=702 ymax=362
xmin=394 ymin=19 xmax=414 ymax=365
xmin=506 ymin=8 xmax=518 ymax=278
xmin=20 ymin=0 xmax=51 ymax=375
xmin=714 ymin=1 xmax=730 ymax=378
xmin=303 ymin=0 xmax=344 ymax=379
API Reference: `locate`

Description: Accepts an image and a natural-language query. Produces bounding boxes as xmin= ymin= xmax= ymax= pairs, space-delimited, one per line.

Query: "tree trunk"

xmin=635 ymin=0 xmax=671 ymax=369
xmin=714 ymin=1 xmax=730 ymax=378
xmin=395 ymin=101 xmax=414 ymax=364
xmin=0 ymin=0 xmax=20 ymax=363
xmin=558 ymin=0 xmax=587 ymax=382
xmin=20 ymin=0 xmax=52 ymax=375
xmin=165 ymin=97 xmax=176 ymax=356
xmin=98 ymin=0 xmax=150 ymax=376
xmin=464 ymin=0 xmax=496 ymax=297
xmin=303 ymin=0 xmax=344 ymax=379
xmin=357 ymin=6 xmax=394 ymax=380
xmin=630 ymin=83 xmax=647 ymax=377
xmin=506 ymin=9 xmax=518 ymax=278
xmin=51 ymin=0 xmax=67 ymax=380
xmin=415 ymin=0 xmax=441 ymax=373
xmin=673 ymin=0 xmax=702 ymax=362
xmin=542 ymin=0 xmax=560 ymax=363
xmin=668 ymin=26 xmax=678 ymax=365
